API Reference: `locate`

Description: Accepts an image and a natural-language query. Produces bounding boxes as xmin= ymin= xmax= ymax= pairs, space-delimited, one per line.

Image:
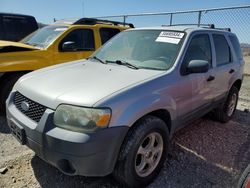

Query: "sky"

xmin=0 ymin=0 xmax=250 ymax=43
xmin=0 ymin=0 xmax=249 ymax=24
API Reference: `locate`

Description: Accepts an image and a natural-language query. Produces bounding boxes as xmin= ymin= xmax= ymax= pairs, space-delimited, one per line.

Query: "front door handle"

xmin=207 ymin=75 xmax=215 ymax=82
xmin=229 ymin=69 xmax=235 ymax=74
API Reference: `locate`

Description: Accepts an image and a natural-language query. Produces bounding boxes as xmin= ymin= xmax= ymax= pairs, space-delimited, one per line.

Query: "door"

xmin=176 ymin=33 xmax=214 ymax=123
xmin=211 ymin=34 xmax=235 ymax=101
xmin=54 ymin=28 xmax=96 ymax=65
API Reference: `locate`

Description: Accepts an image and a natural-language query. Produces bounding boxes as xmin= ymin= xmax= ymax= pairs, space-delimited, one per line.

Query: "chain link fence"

xmin=95 ymin=5 xmax=250 ymax=74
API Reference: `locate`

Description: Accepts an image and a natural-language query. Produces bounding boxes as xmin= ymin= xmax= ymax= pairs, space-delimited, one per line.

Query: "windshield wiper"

xmin=88 ymin=56 xmax=107 ymax=64
xmin=106 ymin=60 xmax=139 ymax=70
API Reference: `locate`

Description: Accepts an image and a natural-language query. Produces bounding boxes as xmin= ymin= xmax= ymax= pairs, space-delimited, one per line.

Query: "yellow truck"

xmin=0 ymin=18 xmax=133 ymax=111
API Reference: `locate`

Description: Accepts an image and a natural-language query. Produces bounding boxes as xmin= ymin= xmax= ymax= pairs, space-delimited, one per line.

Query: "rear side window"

xmin=183 ymin=34 xmax=212 ymax=67
xmin=213 ymin=34 xmax=232 ymax=66
xmin=100 ymin=28 xmax=120 ymax=44
xmin=59 ymin=29 xmax=95 ymax=51
xmin=229 ymin=35 xmax=243 ymax=60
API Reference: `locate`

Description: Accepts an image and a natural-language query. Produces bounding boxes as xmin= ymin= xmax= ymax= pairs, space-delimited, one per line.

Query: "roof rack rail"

xmin=74 ymin=18 xmax=134 ymax=28
xmin=162 ymin=23 xmax=214 ymax=27
xmin=162 ymin=23 xmax=231 ymax=31
xmin=214 ymin=27 xmax=231 ymax=32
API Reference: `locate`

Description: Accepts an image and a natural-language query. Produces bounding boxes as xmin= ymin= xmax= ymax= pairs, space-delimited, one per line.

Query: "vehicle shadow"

xmin=31 ymin=155 xmax=123 ymax=188
xmin=233 ymin=108 xmax=250 ymax=125
xmin=0 ymin=116 xmax=10 ymax=134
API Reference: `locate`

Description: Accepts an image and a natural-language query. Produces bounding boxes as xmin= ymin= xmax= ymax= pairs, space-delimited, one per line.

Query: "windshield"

xmin=93 ymin=30 xmax=185 ymax=70
xmin=20 ymin=25 xmax=68 ymax=48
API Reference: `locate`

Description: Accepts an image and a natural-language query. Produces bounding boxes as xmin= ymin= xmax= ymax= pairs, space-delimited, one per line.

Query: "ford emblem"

xmin=21 ymin=101 xmax=30 ymax=112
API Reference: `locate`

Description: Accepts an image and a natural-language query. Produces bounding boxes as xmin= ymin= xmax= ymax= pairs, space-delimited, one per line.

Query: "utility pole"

xmin=82 ymin=1 xmax=85 ymax=17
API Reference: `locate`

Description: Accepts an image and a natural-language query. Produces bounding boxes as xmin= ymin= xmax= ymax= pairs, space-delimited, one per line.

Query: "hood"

xmin=15 ymin=60 xmax=164 ymax=109
xmin=0 ymin=40 xmax=38 ymax=53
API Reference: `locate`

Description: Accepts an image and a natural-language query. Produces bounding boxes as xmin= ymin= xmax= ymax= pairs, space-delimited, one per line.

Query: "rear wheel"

xmin=211 ymin=86 xmax=239 ymax=123
xmin=113 ymin=116 xmax=169 ymax=187
xmin=0 ymin=73 xmax=24 ymax=113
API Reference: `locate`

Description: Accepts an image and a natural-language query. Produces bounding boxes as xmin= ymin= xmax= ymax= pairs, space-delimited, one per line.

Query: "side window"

xmin=59 ymin=29 xmax=95 ymax=52
xmin=229 ymin=35 xmax=243 ymax=60
xmin=213 ymin=34 xmax=232 ymax=66
xmin=99 ymin=28 xmax=120 ymax=44
xmin=183 ymin=34 xmax=212 ymax=68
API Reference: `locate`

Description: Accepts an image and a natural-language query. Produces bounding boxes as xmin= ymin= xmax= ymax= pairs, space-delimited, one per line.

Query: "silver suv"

xmin=6 ymin=26 xmax=244 ymax=187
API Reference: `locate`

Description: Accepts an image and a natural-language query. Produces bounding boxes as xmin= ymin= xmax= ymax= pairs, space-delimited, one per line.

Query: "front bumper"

xmin=6 ymin=92 xmax=129 ymax=176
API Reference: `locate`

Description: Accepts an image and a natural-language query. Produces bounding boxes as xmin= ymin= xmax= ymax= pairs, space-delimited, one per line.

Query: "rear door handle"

xmin=229 ymin=69 xmax=235 ymax=74
xmin=207 ymin=75 xmax=215 ymax=82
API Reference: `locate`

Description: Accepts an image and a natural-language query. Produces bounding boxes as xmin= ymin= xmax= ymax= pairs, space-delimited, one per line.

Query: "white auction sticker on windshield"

xmin=159 ymin=31 xmax=184 ymax=39
xmin=155 ymin=37 xmax=180 ymax=44
xmin=155 ymin=31 xmax=184 ymax=44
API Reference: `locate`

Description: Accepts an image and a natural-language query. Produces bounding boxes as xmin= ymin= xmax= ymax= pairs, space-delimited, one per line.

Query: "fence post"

xmin=170 ymin=13 xmax=173 ymax=26
xmin=198 ymin=11 xmax=202 ymax=26
xmin=123 ymin=16 xmax=127 ymax=25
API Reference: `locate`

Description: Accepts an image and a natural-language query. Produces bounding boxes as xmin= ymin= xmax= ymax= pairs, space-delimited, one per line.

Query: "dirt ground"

xmin=244 ymin=56 xmax=250 ymax=75
xmin=0 ymin=75 xmax=249 ymax=188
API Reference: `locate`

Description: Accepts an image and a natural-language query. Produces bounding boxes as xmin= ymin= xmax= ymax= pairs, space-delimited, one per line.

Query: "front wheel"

xmin=113 ymin=116 xmax=169 ymax=187
xmin=0 ymin=73 xmax=24 ymax=113
xmin=212 ymin=86 xmax=239 ymax=123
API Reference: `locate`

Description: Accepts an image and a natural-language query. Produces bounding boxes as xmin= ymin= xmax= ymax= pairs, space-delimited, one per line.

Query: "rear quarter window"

xmin=213 ymin=34 xmax=232 ymax=66
xmin=99 ymin=28 xmax=120 ymax=44
xmin=229 ymin=35 xmax=243 ymax=60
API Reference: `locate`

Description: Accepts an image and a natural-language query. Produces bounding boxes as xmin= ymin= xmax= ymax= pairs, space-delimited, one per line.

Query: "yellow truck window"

xmin=59 ymin=29 xmax=95 ymax=52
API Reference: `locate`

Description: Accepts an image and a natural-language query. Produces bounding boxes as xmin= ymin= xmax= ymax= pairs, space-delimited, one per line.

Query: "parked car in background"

xmin=0 ymin=13 xmax=38 ymax=42
xmin=0 ymin=18 xmax=133 ymax=112
xmin=6 ymin=25 xmax=244 ymax=187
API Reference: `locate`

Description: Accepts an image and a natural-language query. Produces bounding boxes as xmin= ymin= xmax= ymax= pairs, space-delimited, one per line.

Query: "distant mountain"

xmin=241 ymin=43 xmax=250 ymax=56
xmin=241 ymin=43 xmax=250 ymax=48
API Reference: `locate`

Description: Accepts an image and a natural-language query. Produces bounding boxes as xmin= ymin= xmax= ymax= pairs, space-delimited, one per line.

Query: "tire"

xmin=238 ymin=164 xmax=250 ymax=188
xmin=0 ymin=73 xmax=24 ymax=113
xmin=113 ymin=115 xmax=169 ymax=188
xmin=211 ymin=86 xmax=239 ymax=123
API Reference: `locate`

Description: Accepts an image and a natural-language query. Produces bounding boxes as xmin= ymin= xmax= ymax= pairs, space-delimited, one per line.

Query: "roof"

xmin=131 ymin=25 xmax=232 ymax=33
xmin=54 ymin=18 xmax=134 ymax=28
xmin=0 ymin=12 xmax=35 ymax=18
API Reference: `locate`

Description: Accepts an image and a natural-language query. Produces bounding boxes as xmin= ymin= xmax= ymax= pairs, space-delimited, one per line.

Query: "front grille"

xmin=14 ymin=92 xmax=47 ymax=123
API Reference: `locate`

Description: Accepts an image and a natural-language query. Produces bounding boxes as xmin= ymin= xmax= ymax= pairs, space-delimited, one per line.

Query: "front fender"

xmin=112 ymin=93 xmax=176 ymax=127
xmin=0 ymin=50 xmax=51 ymax=72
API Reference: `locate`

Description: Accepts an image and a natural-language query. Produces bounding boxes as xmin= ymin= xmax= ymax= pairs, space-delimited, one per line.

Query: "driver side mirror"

xmin=186 ymin=60 xmax=209 ymax=74
xmin=61 ymin=41 xmax=76 ymax=52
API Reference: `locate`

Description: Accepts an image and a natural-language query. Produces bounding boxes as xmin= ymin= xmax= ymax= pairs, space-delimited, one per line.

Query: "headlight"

xmin=54 ymin=105 xmax=111 ymax=133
